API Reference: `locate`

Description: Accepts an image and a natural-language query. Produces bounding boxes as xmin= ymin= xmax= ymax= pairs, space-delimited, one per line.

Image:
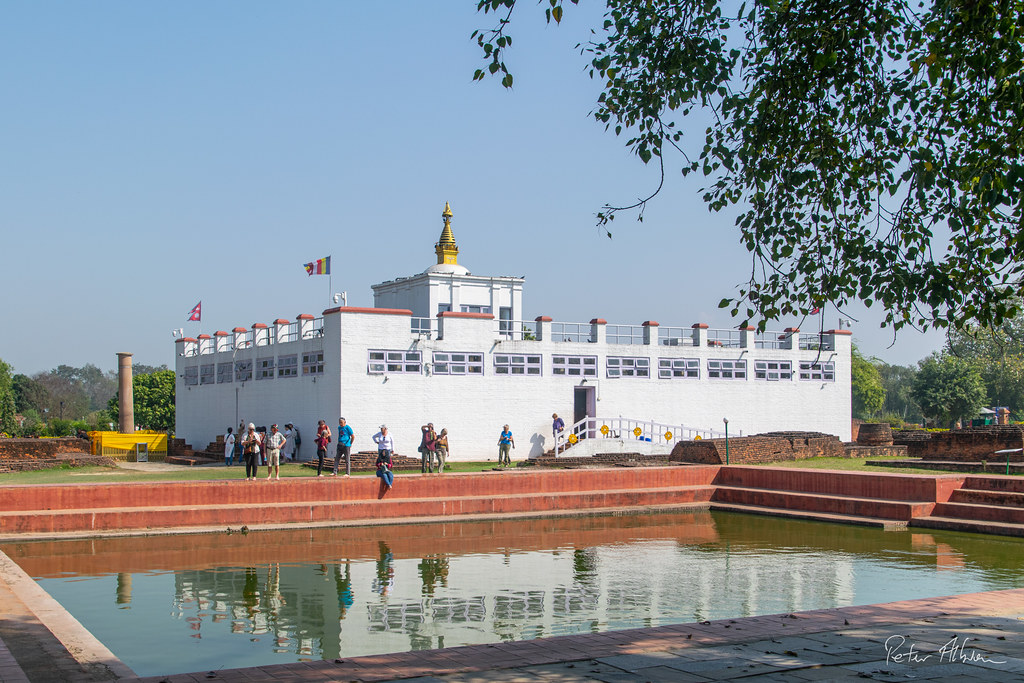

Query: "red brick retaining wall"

xmin=669 ymin=432 xmax=847 ymax=464
xmin=894 ymin=426 xmax=1024 ymax=460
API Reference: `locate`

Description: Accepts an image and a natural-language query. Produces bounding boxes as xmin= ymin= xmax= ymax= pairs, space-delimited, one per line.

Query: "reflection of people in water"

xmin=242 ymin=567 xmax=260 ymax=619
xmin=334 ymin=561 xmax=354 ymax=617
xmin=372 ymin=541 xmax=395 ymax=598
xmin=418 ymin=554 xmax=449 ymax=596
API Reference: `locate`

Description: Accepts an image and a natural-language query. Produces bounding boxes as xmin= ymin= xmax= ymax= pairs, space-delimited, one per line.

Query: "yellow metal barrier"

xmin=88 ymin=431 xmax=168 ymax=462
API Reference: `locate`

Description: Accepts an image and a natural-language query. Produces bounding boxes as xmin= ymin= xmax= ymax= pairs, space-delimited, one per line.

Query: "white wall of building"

xmin=176 ymin=308 xmax=851 ymax=461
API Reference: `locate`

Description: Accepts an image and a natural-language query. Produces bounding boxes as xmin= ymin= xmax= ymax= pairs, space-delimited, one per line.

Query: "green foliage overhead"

xmin=911 ymin=352 xmax=987 ymax=428
xmin=475 ymin=0 xmax=1024 ymax=332
xmin=851 ymin=346 xmax=885 ymax=419
xmin=108 ymin=369 xmax=175 ymax=432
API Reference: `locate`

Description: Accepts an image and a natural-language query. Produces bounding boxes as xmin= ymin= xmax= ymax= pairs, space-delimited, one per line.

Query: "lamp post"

xmin=723 ymin=417 xmax=730 ymax=465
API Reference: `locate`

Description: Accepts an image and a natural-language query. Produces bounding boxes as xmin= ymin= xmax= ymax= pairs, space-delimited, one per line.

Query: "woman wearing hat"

xmin=241 ymin=424 xmax=260 ymax=480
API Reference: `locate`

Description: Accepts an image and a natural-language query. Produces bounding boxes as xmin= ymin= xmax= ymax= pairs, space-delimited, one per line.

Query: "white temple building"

xmin=175 ymin=204 xmax=852 ymax=460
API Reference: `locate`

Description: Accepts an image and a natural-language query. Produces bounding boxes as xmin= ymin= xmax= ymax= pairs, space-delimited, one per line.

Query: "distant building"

xmin=175 ymin=204 xmax=851 ymax=459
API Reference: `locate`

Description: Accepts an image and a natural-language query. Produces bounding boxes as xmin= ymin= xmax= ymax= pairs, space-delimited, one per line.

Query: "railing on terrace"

xmin=659 ymin=327 xmax=697 ymax=346
xmin=236 ymin=331 xmax=254 ymax=349
xmin=554 ymin=416 xmax=734 ymax=456
xmin=411 ymin=317 xmax=438 ymax=339
xmin=799 ymin=333 xmax=834 ymax=351
xmin=254 ymin=328 xmax=271 ymax=346
xmin=706 ymin=328 xmax=742 ymax=348
xmin=304 ymin=317 xmax=325 ymax=339
xmin=198 ymin=338 xmax=214 ymax=355
xmin=278 ymin=322 xmax=299 ymax=343
xmin=755 ymin=330 xmax=787 ymax=349
xmin=497 ymin=319 xmax=538 ymax=340
xmin=606 ymin=324 xmax=644 ymax=345
xmin=551 ymin=322 xmax=592 ymax=343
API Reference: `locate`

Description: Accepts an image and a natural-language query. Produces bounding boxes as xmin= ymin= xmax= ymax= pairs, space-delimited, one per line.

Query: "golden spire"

xmin=435 ymin=201 xmax=459 ymax=265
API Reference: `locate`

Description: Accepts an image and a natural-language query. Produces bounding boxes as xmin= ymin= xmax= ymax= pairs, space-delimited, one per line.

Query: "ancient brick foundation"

xmin=0 ymin=437 xmax=107 ymax=473
xmin=893 ymin=426 xmax=1024 ymax=461
xmin=669 ymin=432 xmax=847 ymax=465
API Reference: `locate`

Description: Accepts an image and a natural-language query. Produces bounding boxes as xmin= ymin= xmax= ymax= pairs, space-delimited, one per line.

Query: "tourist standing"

xmin=242 ymin=424 xmax=260 ymax=480
xmin=552 ymin=413 xmax=565 ymax=453
xmin=419 ymin=423 xmax=437 ymax=473
xmin=435 ymin=428 xmax=449 ymax=473
xmin=497 ymin=424 xmax=514 ymax=466
xmin=266 ymin=424 xmax=286 ymax=481
xmin=315 ymin=420 xmax=332 ymax=476
xmin=374 ymin=425 xmax=395 ymax=489
xmin=282 ymin=423 xmax=295 ymax=462
xmin=335 ymin=417 xmax=354 ymax=477
xmin=256 ymin=427 xmax=268 ymax=466
xmin=224 ymin=427 xmax=235 ymax=466
xmin=292 ymin=424 xmax=302 ymax=461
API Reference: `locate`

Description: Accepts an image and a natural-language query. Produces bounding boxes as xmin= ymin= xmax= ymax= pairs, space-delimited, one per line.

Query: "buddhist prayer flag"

xmin=304 ymin=256 xmax=331 ymax=276
xmin=187 ymin=301 xmax=201 ymax=321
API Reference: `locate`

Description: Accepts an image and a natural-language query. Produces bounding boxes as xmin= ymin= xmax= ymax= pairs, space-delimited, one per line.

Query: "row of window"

xmin=366 ymin=351 xmax=835 ymax=382
xmin=183 ymin=352 xmax=325 ymax=385
xmin=185 ymin=352 xmax=835 ymax=385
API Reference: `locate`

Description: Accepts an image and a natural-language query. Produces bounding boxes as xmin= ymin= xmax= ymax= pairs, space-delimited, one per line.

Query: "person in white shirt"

xmin=265 ymin=424 xmax=287 ymax=481
xmin=224 ymin=427 xmax=235 ymax=466
xmin=282 ymin=423 xmax=295 ymax=462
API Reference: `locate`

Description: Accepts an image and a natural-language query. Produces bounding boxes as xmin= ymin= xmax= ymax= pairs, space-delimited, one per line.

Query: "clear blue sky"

xmin=0 ymin=2 xmax=946 ymax=376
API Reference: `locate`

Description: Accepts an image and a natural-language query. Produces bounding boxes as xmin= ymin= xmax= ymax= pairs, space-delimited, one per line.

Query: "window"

xmin=552 ymin=355 xmax=598 ymax=377
xmin=216 ymin=362 xmax=233 ymax=384
xmin=302 ymin=351 xmax=324 ymax=375
xmin=708 ymin=359 xmax=747 ymax=379
xmin=658 ymin=358 xmax=699 ymax=379
xmin=494 ymin=354 xmax=542 ymax=376
xmin=184 ymin=366 xmax=199 ymax=386
xmin=606 ymin=356 xmax=650 ymax=378
xmin=199 ymin=364 xmax=215 ymax=385
xmin=257 ymin=357 xmax=275 ymax=380
xmin=368 ymin=350 xmax=421 ymax=374
xmin=499 ymin=306 xmax=513 ymax=335
xmin=800 ymin=361 xmax=835 ymax=381
xmin=433 ymin=351 xmax=484 ymax=375
xmin=234 ymin=360 xmax=252 ymax=382
xmin=755 ymin=360 xmax=793 ymax=381
xmin=438 ymin=303 xmax=451 ymax=314
xmin=460 ymin=305 xmax=492 ymax=314
xmin=277 ymin=354 xmax=298 ymax=378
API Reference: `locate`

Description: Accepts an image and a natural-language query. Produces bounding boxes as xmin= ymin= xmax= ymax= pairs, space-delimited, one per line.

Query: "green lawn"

xmin=1 ymin=460 xmax=506 ymax=485
xmin=755 ymin=456 xmax=957 ymax=474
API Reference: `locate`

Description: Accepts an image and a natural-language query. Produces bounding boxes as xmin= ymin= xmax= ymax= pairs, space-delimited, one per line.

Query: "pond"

xmin=4 ymin=510 xmax=1024 ymax=677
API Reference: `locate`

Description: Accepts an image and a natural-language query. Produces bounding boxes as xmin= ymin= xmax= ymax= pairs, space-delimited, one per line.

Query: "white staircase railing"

xmin=553 ymin=416 xmax=736 ymax=456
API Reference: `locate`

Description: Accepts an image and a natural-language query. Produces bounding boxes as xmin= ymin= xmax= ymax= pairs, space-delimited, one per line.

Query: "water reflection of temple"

xmin=16 ymin=510 xmax=1016 ymax=673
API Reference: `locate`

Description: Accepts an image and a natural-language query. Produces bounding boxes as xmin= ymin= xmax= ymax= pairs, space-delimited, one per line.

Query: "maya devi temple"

xmin=174 ymin=204 xmax=852 ymax=459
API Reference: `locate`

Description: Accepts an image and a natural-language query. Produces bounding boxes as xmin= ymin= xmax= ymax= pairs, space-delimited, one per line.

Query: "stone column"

xmin=117 ymin=352 xmax=135 ymax=434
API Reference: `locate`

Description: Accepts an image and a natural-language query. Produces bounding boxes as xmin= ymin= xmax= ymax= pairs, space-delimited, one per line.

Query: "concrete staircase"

xmin=912 ymin=476 xmax=1024 ymax=537
xmin=0 ymin=467 xmax=719 ymax=538
xmin=708 ymin=467 xmax=956 ymax=529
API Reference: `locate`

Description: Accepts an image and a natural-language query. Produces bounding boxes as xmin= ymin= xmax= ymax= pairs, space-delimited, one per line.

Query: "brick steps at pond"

xmin=911 ymin=475 xmax=1024 ymax=536
xmin=0 ymin=467 xmax=720 ymax=537
xmin=710 ymin=486 xmax=932 ymax=521
xmin=708 ymin=502 xmax=907 ymax=529
xmin=0 ymin=486 xmax=716 ymax=534
xmin=704 ymin=466 xmax=959 ymax=527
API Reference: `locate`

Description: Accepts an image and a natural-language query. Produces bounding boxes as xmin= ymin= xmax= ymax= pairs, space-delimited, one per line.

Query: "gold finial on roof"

xmin=435 ymin=202 xmax=459 ymax=265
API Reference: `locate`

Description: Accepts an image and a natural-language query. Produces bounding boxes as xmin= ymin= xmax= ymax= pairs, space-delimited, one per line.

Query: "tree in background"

xmin=475 ymin=0 xmax=1024 ymax=333
xmin=948 ymin=316 xmax=1024 ymax=418
xmin=875 ymin=362 xmax=923 ymax=424
xmin=0 ymin=359 xmax=16 ymax=435
xmin=911 ymin=353 xmax=987 ymax=429
xmin=851 ymin=346 xmax=884 ymax=420
xmin=108 ymin=369 xmax=175 ymax=432
xmin=12 ymin=374 xmax=50 ymax=415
